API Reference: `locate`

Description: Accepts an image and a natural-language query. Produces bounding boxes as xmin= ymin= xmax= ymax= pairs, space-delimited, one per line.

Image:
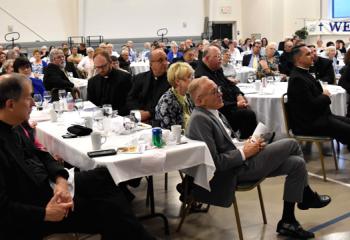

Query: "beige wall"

xmin=0 ymin=0 xmax=78 ymax=42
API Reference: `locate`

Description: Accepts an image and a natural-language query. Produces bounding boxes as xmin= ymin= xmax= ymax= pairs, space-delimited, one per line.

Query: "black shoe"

xmin=276 ymin=220 xmax=315 ymax=239
xmin=297 ymin=192 xmax=331 ymax=210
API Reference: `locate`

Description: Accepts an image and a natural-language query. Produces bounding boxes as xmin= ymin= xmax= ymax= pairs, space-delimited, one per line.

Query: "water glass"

xmin=33 ymin=94 xmax=43 ymax=110
xmin=102 ymin=104 xmax=113 ymax=117
xmin=43 ymin=91 xmax=51 ymax=104
xmin=75 ymin=98 xmax=84 ymax=115
xmin=93 ymin=108 xmax=104 ymax=131
xmin=58 ymin=89 xmax=66 ymax=100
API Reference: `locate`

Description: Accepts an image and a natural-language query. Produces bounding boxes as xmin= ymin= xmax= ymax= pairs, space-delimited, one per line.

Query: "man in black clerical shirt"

xmin=288 ymin=45 xmax=350 ymax=148
xmin=308 ymin=45 xmax=336 ymax=84
xmin=127 ymin=48 xmax=170 ymax=125
xmin=279 ymin=40 xmax=294 ymax=76
xmin=0 ymin=73 xmax=154 ymax=240
xmin=87 ymin=50 xmax=132 ymax=116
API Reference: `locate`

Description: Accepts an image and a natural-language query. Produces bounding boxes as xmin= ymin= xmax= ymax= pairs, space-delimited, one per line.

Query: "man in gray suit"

xmin=185 ymin=76 xmax=331 ymax=239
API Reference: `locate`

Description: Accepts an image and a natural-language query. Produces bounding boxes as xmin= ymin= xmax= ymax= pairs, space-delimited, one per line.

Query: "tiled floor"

xmin=47 ymin=140 xmax=350 ymax=240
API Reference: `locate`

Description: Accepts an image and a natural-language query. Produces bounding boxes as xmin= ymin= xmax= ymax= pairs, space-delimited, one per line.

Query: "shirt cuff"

xmin=238 ymin=148 xmax=246 ymax=161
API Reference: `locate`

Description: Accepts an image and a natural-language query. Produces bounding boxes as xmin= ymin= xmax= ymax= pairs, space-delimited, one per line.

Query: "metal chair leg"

xmin=316 ymin=142 xmax=327 ymax=181
xmin=233 ymin=199 xmax=244 ymax=240
xmin=164 ymin=172 xmax=168 ymax=191
xmin=331 ymin=140 xmax=339 ymax=170
xmin=257 ymin=185 xmax=267 ymax=224
xmin=176 ymin=199 xmax=193 ymax=232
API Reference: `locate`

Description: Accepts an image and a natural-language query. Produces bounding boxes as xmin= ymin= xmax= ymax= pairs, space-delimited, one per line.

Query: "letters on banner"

xmin=306 ymin=19 xmax=350 ymax=35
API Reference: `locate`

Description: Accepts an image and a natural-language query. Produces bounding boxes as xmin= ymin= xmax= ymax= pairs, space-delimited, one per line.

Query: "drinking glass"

xmin=58 ymin=89 xmax=66 ymax=100
xmin=93 ymin=108 xmax=104 ymax=131
xmin=247 ymin=73 xmax=256 ymax=83
xmin=102 ymin=104 xmax=113 ymax=117
xmin=75 ymin=98 xmax=84 ymax=115
xmin=33 ymin=94 xmax=43 ymax=110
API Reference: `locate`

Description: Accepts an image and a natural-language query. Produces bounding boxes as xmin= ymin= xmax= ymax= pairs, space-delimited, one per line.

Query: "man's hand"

xmin=54 ymin=177 xmax=73 ymax=211
xmin=140 ymin=110 xmax=151 ymax=122
xmin=44 ymin=193 xmax=73 ymax=222
xmin=243 ymin=137 xmax=266 ymax=159
xmin=323 ymin=89 xmax=331 ymax=97
xmin=237 ymin=95 xmax=248 ymax=108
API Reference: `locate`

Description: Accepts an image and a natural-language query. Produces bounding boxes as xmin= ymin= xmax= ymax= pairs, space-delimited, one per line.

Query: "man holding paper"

xmin=185 ymin=76 xmax=331 ymax=239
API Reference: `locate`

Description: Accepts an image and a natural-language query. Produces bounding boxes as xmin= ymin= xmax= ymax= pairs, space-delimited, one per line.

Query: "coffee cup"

xmin=83 ymin=116 xmax=93 ymax=129
xmin=91 ymin=131 xmax=107 ymax=150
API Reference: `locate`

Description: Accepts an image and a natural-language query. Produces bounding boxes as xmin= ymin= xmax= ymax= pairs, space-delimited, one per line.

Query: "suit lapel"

xmin=199 ymin=108 xmax=235 ymax=145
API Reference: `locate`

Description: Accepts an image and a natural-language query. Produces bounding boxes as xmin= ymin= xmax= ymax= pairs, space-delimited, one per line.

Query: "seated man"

xmin=288 ymin=44 xmax=350 ymax=148
xmin=242 ymin=41 xmax=262 ymax=70
xmin=0 ymin=73 xmax=154 ymax=240
xmin=195 ymin=45 xmax=257 ymax=139
xmin=87 ymin=50 xmax=132 ymax=116
xmin=185 ymin=76 xmax=331 ymax=239
xmin=127 ymin=48 xmax=170 ymax=125
xmin=43 ymin=49 xmax=77 ymax=92
xmin=279 ymin=40 xmax=294 ymax=76
xmin=308 ymin=45 xmax=336 ymax=84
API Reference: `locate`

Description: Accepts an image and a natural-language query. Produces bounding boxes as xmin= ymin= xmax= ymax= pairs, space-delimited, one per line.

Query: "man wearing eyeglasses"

xmin=185 ymin=76 xmax=331 ymax=239
xmin=43 ymin=49 xmax=76 ymax=92
xmin=127 ymin=48 xmax=170 ymax=125
xmin=87 ymin=50 xmax=132 ymax=116
xmin=195 ymin=45 xmax=257 ymax=139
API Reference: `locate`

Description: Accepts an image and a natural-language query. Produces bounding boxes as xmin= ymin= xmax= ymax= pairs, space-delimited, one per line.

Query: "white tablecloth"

xmin=130 ymin=61 xmax=150 ymax=75
xmin=35 ymin=112 xmax=215 ymax=190
xmin=235 ymin=66 xmax=256 ymax=83
xmin=69 ymin=77 xmax=88 ymax=100
xmin=237 ymin=82 xmax=347 ymax=138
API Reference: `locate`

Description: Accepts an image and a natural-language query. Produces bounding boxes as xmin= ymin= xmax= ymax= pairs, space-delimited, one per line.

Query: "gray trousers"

xmin=237 ymin=138 xmax=308 ymax=203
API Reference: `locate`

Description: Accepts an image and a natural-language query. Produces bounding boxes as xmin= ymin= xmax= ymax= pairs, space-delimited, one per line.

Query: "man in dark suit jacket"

xmin=0 ymin=73 xmax=154 ymax=240
xmin=242 ymin=41 xmax=261 ymax=69
xmin=195 ymin=45 xmax=257 ymax=139
xmin=279 ymin=40 xmax=294 ymax=76
xmin=43 ymin=49 xmax=75 ymax=91
xmin=127 ymin=48 xmax=170 ymax=125
xmin=308 ymin=45 xmax=336 ymax=84
xmin=288 ymin=45 xmax=350 ymax=145
xmin=185 ymin=76 xmax=330 ymax=239
xmin=87 ymin=51 xmax=132 ymax=116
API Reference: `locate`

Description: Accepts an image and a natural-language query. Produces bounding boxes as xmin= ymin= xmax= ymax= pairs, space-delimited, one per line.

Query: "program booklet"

xmin=252 ymin=122 xmax=274 ymax=143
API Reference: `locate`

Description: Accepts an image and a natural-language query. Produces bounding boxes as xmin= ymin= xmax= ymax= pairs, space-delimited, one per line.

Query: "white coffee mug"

xmin=171 ymin=125 xmax=182 ymax=144
xmin=91 ymin=132 xmax=107 ymax=150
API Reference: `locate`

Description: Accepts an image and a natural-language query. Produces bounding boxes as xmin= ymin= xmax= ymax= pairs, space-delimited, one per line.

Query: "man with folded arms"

xmin=0 ymin=73 xmax=155 ymax=240
xmin=185 ymin=76 xmax=331 ymax=239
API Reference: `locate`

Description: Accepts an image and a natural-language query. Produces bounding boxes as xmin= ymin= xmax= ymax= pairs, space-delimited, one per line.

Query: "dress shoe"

xmin=297 ymin=192 xmax=331 ymax=210
xmin=276 ymin=220 xmax=315 ymax=239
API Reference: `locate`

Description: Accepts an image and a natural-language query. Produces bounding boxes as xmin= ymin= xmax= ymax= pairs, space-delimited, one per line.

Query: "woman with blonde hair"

xmin=155 ymin=62 xmax=194 ymax=129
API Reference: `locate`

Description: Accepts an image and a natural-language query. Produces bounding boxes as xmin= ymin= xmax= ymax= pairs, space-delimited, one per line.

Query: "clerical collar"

xmin=296 ymin=66 xmax=310 ymax=71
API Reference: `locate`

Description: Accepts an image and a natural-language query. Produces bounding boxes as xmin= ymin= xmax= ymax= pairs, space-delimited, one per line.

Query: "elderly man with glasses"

xmin=185 ymin=76 xmax=331 ymax=239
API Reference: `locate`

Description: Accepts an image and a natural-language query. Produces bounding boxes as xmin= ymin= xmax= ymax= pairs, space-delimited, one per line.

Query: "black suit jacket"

xmin=43 ymin=63 xmax=74 ymax=91
xmin=87 ymin=68 xmax=132 ymax=116
xmin=287 ymin=67 xmax=332 ymax=134
xmin=242 ymin=53 xmax=260 ymax=67
xmin=0 ymin=121 xmax=68 ymax=233
xmin=279 ymin=52 xmax=294 ymax=76
xmin=310 ymin=57 xmax=335 ymax=84
xmin=126 ymin=71 xmax=170 ymax=121
xmin=339 ymin=64 xmax=350 ymax=93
